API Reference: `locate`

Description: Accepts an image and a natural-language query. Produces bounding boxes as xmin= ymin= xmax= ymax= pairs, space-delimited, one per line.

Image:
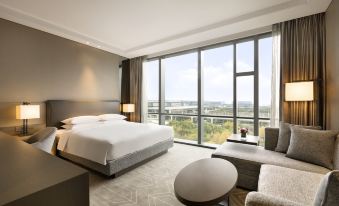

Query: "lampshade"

xmin=285 ymin=81 xmax=314 ymax=101
xmin=16 ymin=105 xmax=40 ymax=119
xmin=122 ymin=104 xmax=135 ymax=113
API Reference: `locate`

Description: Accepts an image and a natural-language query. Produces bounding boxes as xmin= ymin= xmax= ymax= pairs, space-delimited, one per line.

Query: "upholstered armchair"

xmin=24 ymin=127 xmax=57 ymax=154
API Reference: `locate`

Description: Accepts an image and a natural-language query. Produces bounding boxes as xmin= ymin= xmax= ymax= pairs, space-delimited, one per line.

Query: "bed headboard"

xmin=46 ymin=100 xmax=120 ymax=128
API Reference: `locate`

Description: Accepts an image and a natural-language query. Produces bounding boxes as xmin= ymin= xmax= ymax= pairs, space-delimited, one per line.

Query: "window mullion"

xmin=254 ymin=37 xmax=259 ymax=136
xmin=198 ymin=49 xmax=202 ymax=145
xmin=233 ymin=44 xmax=237 ymax=134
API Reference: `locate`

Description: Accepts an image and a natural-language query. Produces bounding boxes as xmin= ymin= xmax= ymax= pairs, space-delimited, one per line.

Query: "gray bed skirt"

xmin=58 ymin=139 xmax=174 ymax=176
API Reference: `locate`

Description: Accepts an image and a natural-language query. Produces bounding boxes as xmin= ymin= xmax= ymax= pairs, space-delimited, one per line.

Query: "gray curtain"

xmin=121 ymin=59 xmax=130 ymax=104
xmin=120 ymin=57 xmax=144 ymax=122
xmin=129 ymin=57 xmax=144 ymax=122
xmin=273 ymin=13 xmax=326 ymax=127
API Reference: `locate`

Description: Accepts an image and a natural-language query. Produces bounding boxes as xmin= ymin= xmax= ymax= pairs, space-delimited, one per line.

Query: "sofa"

xmin=212 ymin=127 xmax=339 ymax=190
xmin=212 ymin=126 xmax=339 ymax=205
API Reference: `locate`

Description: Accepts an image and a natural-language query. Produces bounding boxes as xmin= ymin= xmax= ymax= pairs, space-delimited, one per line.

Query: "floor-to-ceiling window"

xmin=144 ymin=33 xmax=273 ymax=147
xmin=143 ymin=59 xmax=159 ymax=124
xmin=201 ymin=45 xmax=234 ymax=145
xmin=162 ymin=52 xmax=198 ymax=143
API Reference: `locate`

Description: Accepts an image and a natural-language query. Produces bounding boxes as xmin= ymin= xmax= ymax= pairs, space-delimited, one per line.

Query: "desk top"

xmin=0 ymin=132 xmax=88 ymax=205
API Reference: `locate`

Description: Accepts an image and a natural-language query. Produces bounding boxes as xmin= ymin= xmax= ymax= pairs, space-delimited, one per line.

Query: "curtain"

xmin=121 ymin=57 xmax=144 ymax=122
xmin=273 ymin=13 xmax=326 ymax=127
xmin=121 ymin=59 xmax=130 ymax=104
xmin=129 ymin=57 xmax=144 ymax=122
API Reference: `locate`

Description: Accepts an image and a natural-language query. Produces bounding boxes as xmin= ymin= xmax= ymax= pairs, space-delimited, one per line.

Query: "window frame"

xmin=144 ymin=32 xmax=272 ymax=147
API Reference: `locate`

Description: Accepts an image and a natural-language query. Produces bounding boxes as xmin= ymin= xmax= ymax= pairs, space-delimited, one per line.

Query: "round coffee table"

xmin=174 ymin=158 xmax=238 ymax=206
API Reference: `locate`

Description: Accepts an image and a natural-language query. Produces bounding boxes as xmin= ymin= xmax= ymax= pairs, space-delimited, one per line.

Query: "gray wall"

xmin=0 ymin=18 xmax=124 ymax=132
xmin=326 ymin=0 xmax=339 ymax=130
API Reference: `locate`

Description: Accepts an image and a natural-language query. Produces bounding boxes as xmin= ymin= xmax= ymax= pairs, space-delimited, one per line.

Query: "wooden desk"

xmin=0 ymin=132 xmax=89 ymax=206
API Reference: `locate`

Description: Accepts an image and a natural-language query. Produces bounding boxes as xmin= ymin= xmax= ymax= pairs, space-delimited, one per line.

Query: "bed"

xmin=46 ymin=100 xmax=174 ymax=176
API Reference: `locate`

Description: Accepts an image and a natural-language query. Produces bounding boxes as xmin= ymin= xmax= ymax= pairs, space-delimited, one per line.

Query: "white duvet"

xmin=57 ymin=120 xmax=174 ymax=165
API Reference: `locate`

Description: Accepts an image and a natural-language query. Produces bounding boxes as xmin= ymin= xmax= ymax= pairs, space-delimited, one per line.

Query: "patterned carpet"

xmin=89 ymin=143 xmax=249 ymax=206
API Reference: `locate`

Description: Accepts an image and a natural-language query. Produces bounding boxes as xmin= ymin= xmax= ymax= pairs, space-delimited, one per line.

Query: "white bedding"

xmin=57 ymin=121 xmax=174 ymax=165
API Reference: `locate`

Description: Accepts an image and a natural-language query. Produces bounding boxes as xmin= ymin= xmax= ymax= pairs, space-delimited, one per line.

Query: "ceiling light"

xmin=86 ymin=41 xmax=90 ymax=45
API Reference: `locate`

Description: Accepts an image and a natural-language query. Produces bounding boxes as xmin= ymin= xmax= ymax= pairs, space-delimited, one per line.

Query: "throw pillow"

xmin=286 ymin=126 xmax=338 ymax=169
xmin=275 ymin=122 xmax=321 ymax=153
xmin=313 ymin=170 xmax=339 ymax=206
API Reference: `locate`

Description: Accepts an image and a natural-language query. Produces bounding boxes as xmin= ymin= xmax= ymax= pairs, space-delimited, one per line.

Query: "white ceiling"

xmin=0 ymin=0 xmax=331 ymax=58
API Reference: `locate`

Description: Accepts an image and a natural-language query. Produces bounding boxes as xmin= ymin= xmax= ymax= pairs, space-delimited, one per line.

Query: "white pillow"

xmin=102 ymin=119 xmax=126 ymax=124
xmin=61 ymin=115 xmax=100 ymax=125
xmin=98 ymin=114 xmax=127 ymax=121
xmin=62 ymin=122 xmax=103 ymax=130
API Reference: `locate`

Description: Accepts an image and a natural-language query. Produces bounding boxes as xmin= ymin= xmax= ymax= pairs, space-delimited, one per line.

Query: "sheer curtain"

xmin=271 ymin=26 xmax=281 ymax=127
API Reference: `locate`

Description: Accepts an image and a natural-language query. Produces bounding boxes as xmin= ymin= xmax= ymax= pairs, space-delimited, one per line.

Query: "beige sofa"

xmin=212 ymin=128 xmax=338 ymax=190
xmin=212 ymin=127 xmax=339 ymax=205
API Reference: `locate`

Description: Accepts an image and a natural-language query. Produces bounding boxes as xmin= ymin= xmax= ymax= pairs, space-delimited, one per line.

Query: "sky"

xmin=144 ymin=37 xmax=272 ymax=106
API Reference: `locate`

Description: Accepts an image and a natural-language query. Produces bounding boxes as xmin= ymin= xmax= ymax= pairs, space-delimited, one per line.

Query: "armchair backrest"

xmin=25 ymin=127 xmax=57 ymax=154
xmin=313 ymin=170 xmax=339 ymax=205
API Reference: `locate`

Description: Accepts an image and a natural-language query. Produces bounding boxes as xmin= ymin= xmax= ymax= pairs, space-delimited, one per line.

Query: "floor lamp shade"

xmin=16 ymin=105 xmax=40 ymax=119
xmin=285 ymin=81 xmax=314 ymax=101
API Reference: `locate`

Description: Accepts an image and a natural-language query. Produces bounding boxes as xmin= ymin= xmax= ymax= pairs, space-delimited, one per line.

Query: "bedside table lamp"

xmin=122 ymin=104 xmax=135 ymax=121
xmin=16 ymin=103 xmax=40 ymax=135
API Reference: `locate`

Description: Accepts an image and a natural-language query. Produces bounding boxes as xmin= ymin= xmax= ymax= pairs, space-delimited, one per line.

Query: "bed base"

xmin=58 ymin=139 xmax=174 ymax=177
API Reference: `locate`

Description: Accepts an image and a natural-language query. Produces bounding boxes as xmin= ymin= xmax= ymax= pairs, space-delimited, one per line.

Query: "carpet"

xmin=90 ymin=143 xmax=249 ymax=206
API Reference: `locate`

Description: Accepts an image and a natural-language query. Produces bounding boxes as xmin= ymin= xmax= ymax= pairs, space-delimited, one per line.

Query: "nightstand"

xmin=226 ymin=134 xmax=259 ymax=146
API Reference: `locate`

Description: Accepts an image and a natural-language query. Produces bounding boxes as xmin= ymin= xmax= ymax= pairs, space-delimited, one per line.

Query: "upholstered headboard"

xmin=46 ymin=100 xmax=120 ymax=128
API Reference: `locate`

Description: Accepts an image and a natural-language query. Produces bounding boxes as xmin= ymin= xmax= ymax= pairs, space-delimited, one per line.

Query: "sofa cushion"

xmin=258 ymin=165 xmax=324 ymax=206
xmin=313 ymin=170 xmax=339 ymax=206
xmin=286 ymin=127 xmax=338 ymax=169
xmin=275 ymin=122 xmax=321 ymax=153
xmin=213 ymin=142 xmax=330 ymax=174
